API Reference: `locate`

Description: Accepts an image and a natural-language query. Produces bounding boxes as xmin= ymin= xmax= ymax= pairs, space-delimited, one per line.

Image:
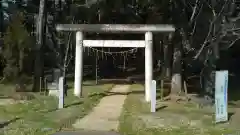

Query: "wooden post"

xmin=44 ymin=77 xmax=47 ymax=95
xmin=161 ymin=79 xmax=164 ymax=100
xmin=40 ymin=77 xmax=42 ymax=92
xmin=95 ymin=56 xmax=98 ymax=85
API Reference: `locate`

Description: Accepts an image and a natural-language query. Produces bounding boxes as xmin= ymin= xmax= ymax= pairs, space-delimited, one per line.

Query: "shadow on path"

xmin=0 ymin=118 xmax=20 ymax=129
xmin=88 ymin=90 xmax=144 ymax=98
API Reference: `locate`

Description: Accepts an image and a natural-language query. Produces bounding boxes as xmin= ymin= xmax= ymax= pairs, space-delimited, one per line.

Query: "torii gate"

xmin=56 ymin=24 xmax=175 ymax=102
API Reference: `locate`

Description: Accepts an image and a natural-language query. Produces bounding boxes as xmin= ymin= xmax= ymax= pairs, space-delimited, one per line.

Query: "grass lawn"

xmin=0 ymin=81 xmax=113 ymax=135
xmin=119 ymin=84 xmax=240 ymax=135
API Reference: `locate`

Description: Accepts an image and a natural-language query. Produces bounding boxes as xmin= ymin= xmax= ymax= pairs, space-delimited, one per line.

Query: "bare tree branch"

xmin=189 ymin=0 xmax=199 ymax=24
xmin=194 ymin=20 xmax=214 ymax=59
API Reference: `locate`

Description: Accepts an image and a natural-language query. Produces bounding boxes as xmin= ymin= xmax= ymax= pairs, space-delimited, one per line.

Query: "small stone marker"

xmin=151 ymin=80 xmax=156 ymax=113
xmin=58 ymin=77 xmax=64 ymax=109
xmin=215 ymin=70 xmax=228 ymax=123
xmin=54 ymin=68 xmax=61 ymax=89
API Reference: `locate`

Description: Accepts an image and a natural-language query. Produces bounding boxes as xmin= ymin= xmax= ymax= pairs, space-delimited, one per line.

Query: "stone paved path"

xmin=72 ymin=85 xmax=130 ymax=131
xmin=52 ymin=131 xmax=120 ymax=135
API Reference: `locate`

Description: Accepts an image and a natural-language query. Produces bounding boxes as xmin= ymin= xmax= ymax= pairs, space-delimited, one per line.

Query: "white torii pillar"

xmin=145 ymin=32 xmax=153 ymax=102
xmin=56 ymin=24 xmax=175 ymax=102
xmin=74 ymin=31 xmax=83 ymax=97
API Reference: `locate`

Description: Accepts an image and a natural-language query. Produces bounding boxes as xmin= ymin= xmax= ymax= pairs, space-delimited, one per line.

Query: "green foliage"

xmin=3 ymin=65 xmax=19 ymax=82
xmin=2 ymin=12 xmax=33 ymax=82
xmin=4 ymin=12 xmax=32 ymax=51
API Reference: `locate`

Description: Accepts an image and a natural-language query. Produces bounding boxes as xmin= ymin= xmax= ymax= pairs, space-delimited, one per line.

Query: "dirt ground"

xmin=139 ymin=98 xmax=240 ymax=134
xmin=119 ymin=84 xmax=240 ymax=135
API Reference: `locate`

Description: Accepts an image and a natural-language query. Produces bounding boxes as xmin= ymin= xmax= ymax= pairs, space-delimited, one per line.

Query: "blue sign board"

xmin=215 ymin=70 xmax=228 ymax=123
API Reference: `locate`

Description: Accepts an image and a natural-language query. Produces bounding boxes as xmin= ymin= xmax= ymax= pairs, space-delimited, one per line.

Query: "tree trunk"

xmin=0 ymin=2 xmax=3 ymax=38
xmin=33 ymin=0 xmax=45 ymax=92
xmin=171 ymin=34 xmax=183 ymax=96
xmin=163 ymin=35 xmax=173 ymax=78
xmin=62 ymin=32 xmax=72 ymax=96
xmin=19 ymin=50 xmax=24 ymax=73
xmin=203 ymin=50 xmax=216 ymax=100
xmin=171 ymin=73 xmax=182 ymax=95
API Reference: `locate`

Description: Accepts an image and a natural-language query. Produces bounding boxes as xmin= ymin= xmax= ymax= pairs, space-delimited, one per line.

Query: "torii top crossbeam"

xmin=56 ymin=24 xmax=175 ymax=33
